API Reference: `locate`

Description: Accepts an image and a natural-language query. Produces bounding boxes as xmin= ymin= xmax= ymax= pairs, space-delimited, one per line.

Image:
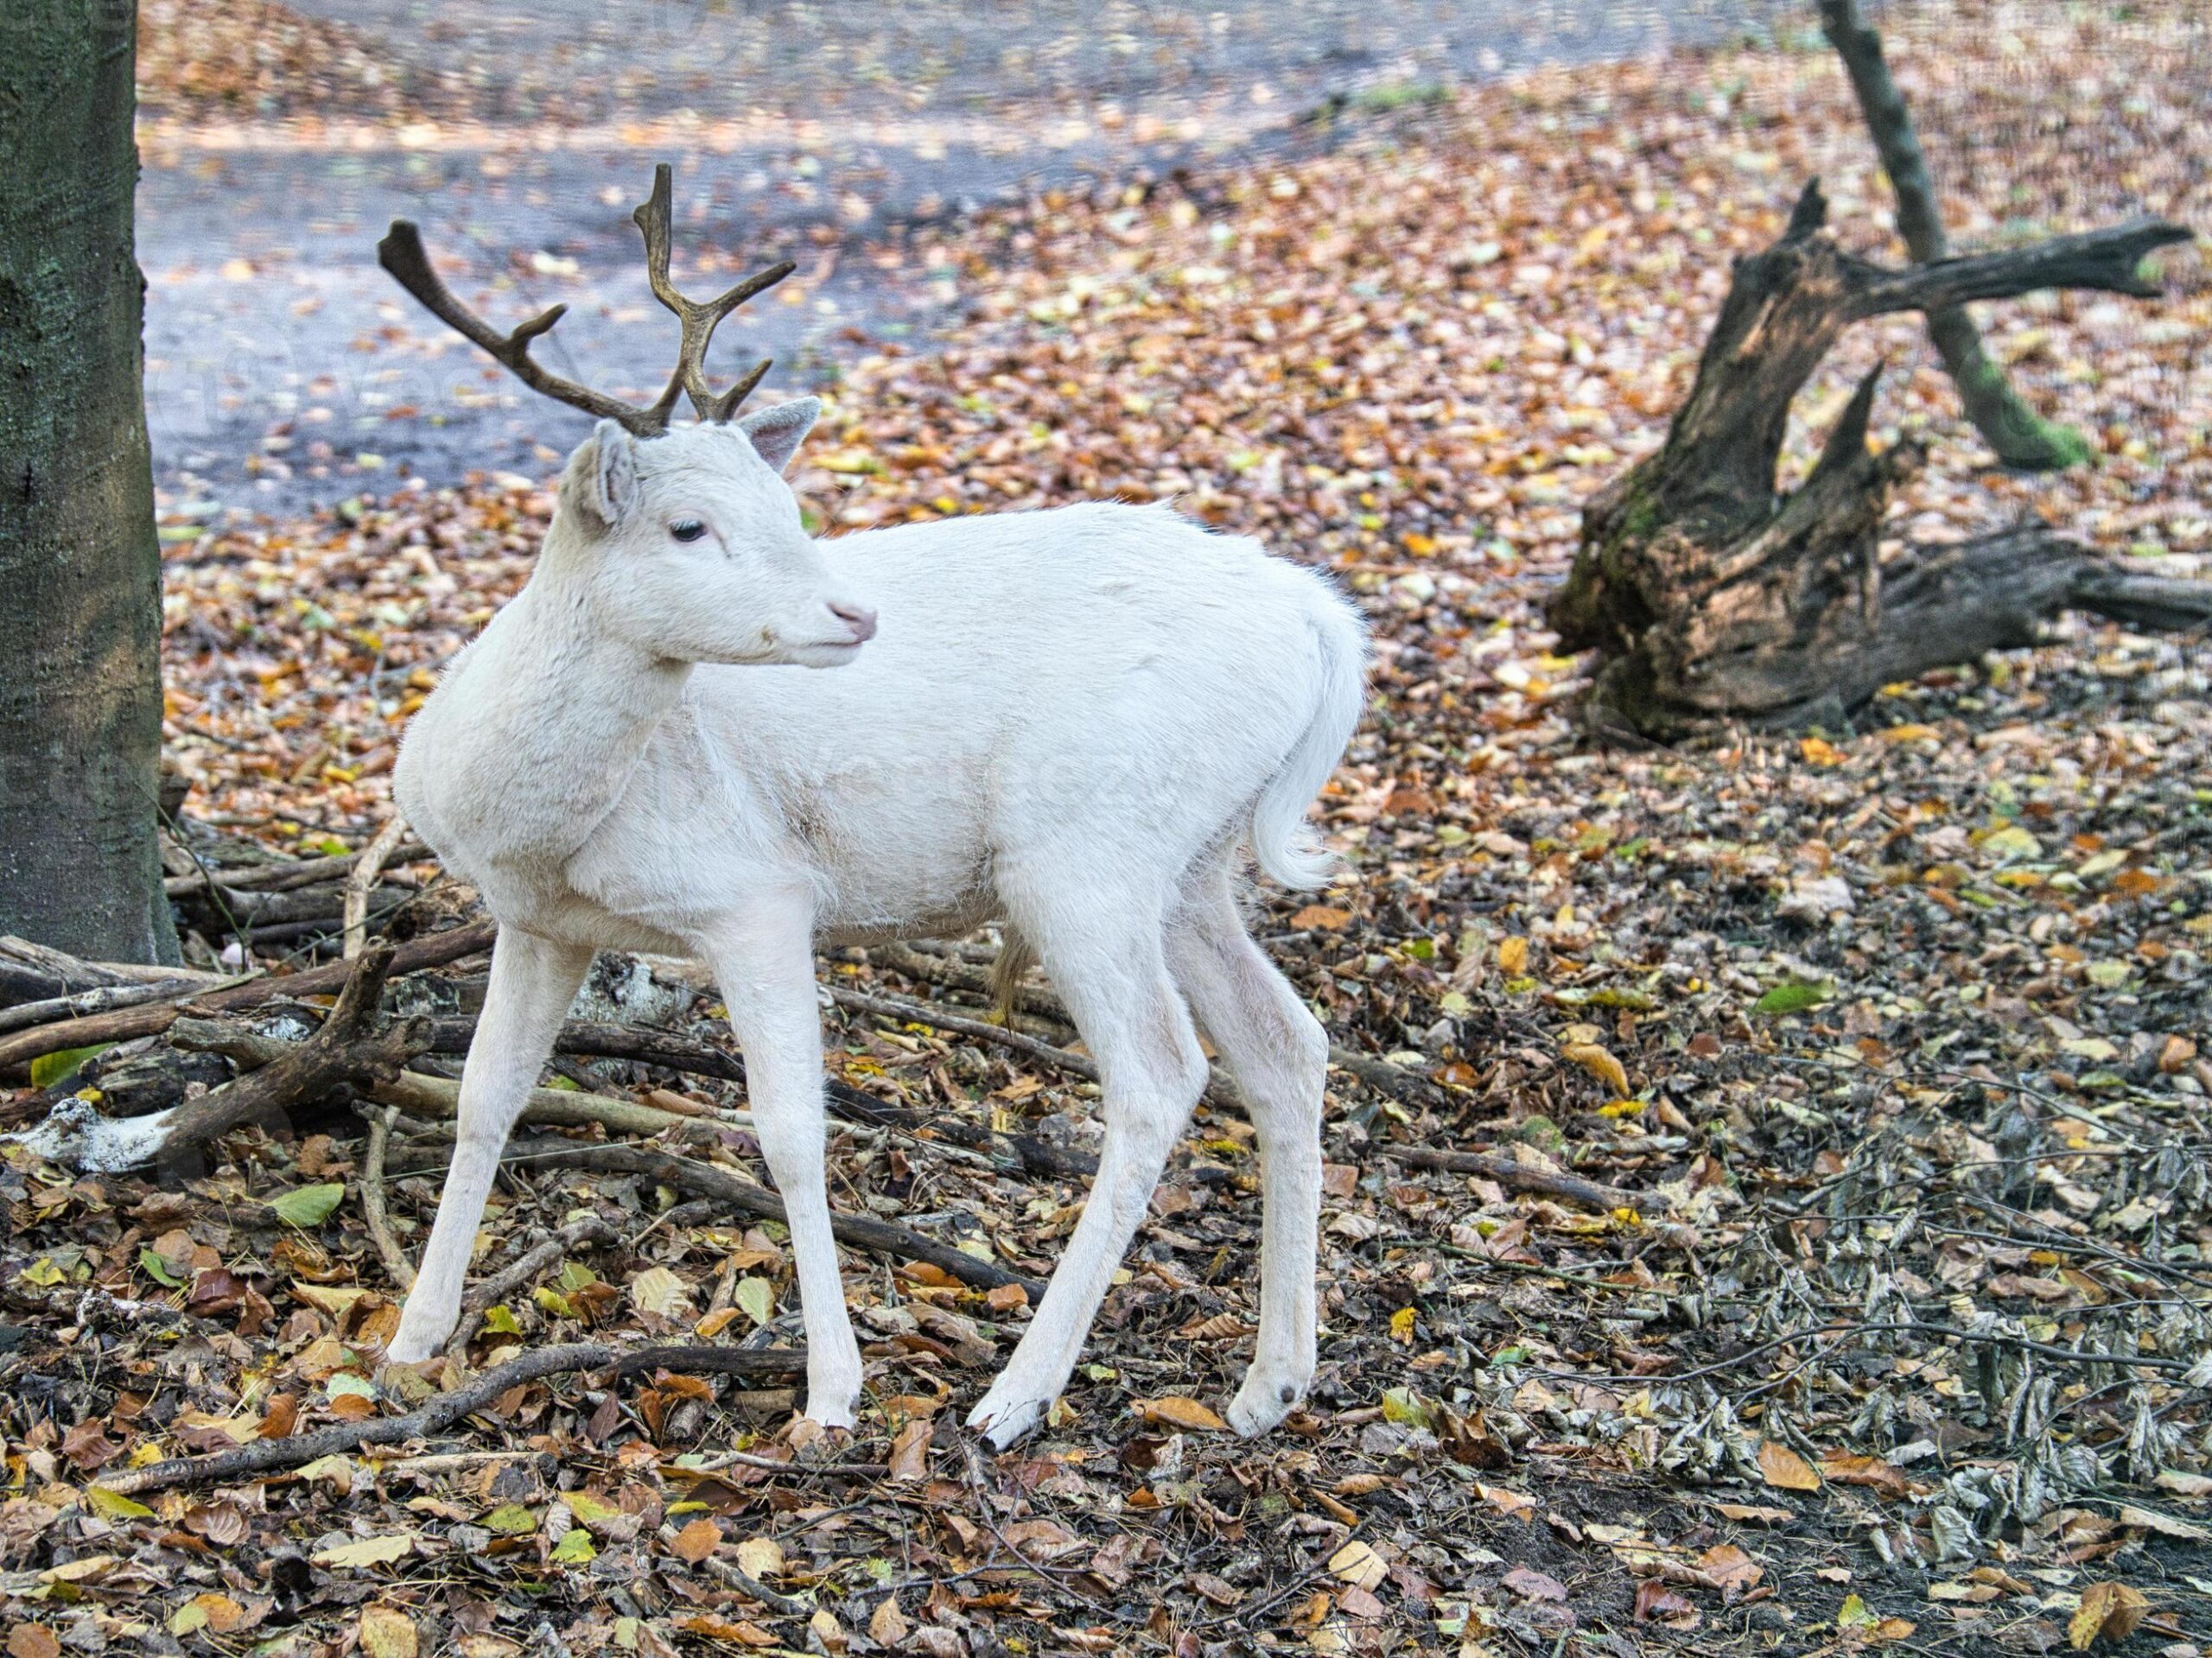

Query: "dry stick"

xmin=877 ymin=940 xmax=1437 ymax=1108
xmin=360 ymin=1105 xmax=416 ymax=1292
xmin=444 ymin=1217 xmax=620 ymax=1357
xmin=390 ymin=1137 xmax=1046 ymax=1299
xmin=344 ymin=813 xmax=413 ymax=960
xmin=829 ymin=984 xmax=1103 ymax=1084
xmin=94 ymin=1342 xmax=810 ymax=1496
xmin=1395 ymin=1146 xmax=1646 ymax=1214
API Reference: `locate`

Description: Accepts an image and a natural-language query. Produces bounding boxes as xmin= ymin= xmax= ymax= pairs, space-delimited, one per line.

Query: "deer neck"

xmin=413 ymin=566 xmax=693 ymax=872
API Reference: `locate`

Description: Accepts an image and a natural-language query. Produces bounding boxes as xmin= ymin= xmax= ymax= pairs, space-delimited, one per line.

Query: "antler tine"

xmin=376 ymin=220 xmax=665 ymax=436
xmin=632 ymin=162 xmax=797 ymax=422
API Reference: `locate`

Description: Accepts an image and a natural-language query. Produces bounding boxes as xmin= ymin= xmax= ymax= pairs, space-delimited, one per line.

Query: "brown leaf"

xmin=670 ymin=1517 xmax=722 ymax=1564
xmin=60 ymin=1417 xmax=120 ymax=1471
xmin=1696 ymin=1544 xmax=1763 ymax=1601
xmin=1757 ymin=1439 xmax=1821 ymax=1493
xmin=1634 ymin=1580 xmax=1700 ymax=1626
xmin=887 ymin=1419 xmax=932 ymax=1483
xmin=1502 ymin=1566 xmax=1568 ymax=1603
xmin=868 ymin=1598 xmax=910 ymax=1647
xmin=6 ymin=1629 xmax=60 ymax=1658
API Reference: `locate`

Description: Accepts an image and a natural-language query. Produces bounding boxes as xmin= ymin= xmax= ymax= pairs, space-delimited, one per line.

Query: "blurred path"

xmin=139 ymin=0 xmax=1782 ymax=513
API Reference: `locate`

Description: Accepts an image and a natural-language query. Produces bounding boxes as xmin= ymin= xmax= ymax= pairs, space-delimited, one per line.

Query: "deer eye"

xmin=670 ymin=518 xmax=708 ymax=543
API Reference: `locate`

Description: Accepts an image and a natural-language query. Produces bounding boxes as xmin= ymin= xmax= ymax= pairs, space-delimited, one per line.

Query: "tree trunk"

xmin=1818 ymin=0 xmax=2088 ymax=471
xmin=1549 ymin=184 xmax=2197 ymax=740
xmin=0 ymin=1 xmax=178 ymax=964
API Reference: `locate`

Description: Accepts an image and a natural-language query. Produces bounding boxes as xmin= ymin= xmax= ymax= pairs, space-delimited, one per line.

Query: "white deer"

xmin=377 ymin=167 xmax=1367 ymax=1447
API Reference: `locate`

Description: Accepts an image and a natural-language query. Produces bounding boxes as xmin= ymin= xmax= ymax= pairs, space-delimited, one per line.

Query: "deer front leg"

xmin=389 ymin=929 xmax=594 ymax=1363
xmin=709 ymin=901 xmax=865 ymax=1430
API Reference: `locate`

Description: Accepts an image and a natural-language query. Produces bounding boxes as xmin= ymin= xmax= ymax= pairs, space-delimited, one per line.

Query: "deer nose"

xmin=829 ymin=600 xmax=877 ymax=642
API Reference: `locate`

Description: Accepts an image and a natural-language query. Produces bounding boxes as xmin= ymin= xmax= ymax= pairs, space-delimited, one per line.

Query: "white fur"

xmin=385 ymin=405 xmax=1367 ymax=1446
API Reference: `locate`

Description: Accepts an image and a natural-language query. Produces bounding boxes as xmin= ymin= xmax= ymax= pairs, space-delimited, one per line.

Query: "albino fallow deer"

xmin=378 ymin=166 xmax=1367 ymax=1447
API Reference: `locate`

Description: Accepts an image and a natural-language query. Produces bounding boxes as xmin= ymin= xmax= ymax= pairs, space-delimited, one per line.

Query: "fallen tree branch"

xmin=190 ymin=917 xmax=497 ymax=1014
xmin=428 ymin=1014 xmax=748 ymax=1083
xmin=829 ymin=984 xmax=1103 ymax=1085
xmin=93 ymin=1341 xmax=810 ymax=1496
xmin=874 ymin=941 xmax=1433 ymax=1111
xmin=13 ymin=943 xmax=428 ymax=1173
xmin=0 ymin=999 xmax=192 ymax=1072
xmin=1395 ymin=1145 xmax=1649 ymax=1213
xmin=388 ymin=1136 xmax=1047 ymax=1299
xmin=0 ymin=975 xmax=238 ymax=1038
xmin=169 ymin=1016 xmax=711 ymax=1141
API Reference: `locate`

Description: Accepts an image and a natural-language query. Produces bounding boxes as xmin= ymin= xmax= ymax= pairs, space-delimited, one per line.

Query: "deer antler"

xmin=376 ymin=162 xmax=796 ymax=436
xmin=632 ymin=162 xmax=796 ymax=423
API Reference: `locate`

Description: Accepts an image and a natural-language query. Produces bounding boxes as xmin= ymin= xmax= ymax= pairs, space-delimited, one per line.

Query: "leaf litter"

xmin=5 ymin=2 xmax=2212 ymax=1655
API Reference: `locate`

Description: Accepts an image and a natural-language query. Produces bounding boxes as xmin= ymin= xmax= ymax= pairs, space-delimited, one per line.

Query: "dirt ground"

xmin=2 ymin=3 xmax=2210 ymax=1655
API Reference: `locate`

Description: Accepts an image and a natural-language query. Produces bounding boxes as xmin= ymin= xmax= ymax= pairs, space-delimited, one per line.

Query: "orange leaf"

xmin=1138 ymin=1395 xmax=1228 ymax=1432
xmin=1757 ymin=1439 xmax=1821 ymax=1493
xmin=670 ymin=1517 xmax=722 ymax=1564
xmin=1560 ymin=1042 xmax=1630 ymax=1096
xmin=1290 ymin=905 xmax=1351 ymax=931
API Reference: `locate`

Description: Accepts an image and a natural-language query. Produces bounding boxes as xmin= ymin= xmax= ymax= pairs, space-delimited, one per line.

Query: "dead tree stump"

xmin=1549 ymin=182 xmax=2202 ymax=739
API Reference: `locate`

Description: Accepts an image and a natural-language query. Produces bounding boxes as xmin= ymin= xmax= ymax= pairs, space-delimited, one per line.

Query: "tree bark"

xmin=1817 ymin=0 xmax=2088 ymax=471
xmin=1549 ymin=184 xmax=2195 ymax=739
xmin=0 ymin=1 xmax=178 ymax=963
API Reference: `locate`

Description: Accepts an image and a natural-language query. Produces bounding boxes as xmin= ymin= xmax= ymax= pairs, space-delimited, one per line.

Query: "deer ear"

xmin=738 ymin=397 xmax=819 ymax=475
xmin=588 ymin=419 xmax=639 ymax=524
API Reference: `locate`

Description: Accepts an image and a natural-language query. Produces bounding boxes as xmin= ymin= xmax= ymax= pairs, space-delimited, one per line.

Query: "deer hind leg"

xmin=966 ymin=902 xmax=1208 ymax=1452
xmin=391 ymin=929 xmax=594 ymax=1363
xmin=1165 ymin=876 xmax=1327 ymax=1436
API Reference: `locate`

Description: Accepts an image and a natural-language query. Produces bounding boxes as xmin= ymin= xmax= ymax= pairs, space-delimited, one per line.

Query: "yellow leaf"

xmin=1757 ymin=1439 xmax=1821 ymax=1493
xmin=1138 ymin=1395 xmax=1229 ymax=1432
xmin=734 ymin=1536 xmax=785 ymax=1580
xmin=734 ymin=1276 xmax=775 ymax=1328
xmin=86 ymin=1487 xmax=155 ymax=1521
xmin=1328 ymin=1540 xmax=1388 ymax=1590
xmin=1389 ymin=1307 xmax=1417 ymax=1344
xmin=628 ymin=1267 xmax=691 ymax=1318
xmin=360 ymin=1606 xmax=419 ymax=1658
xmin=695 ymin=1306 xmax=741 ymax=1338
xmin=1497 ymin=936 xmax=1529 ymax=974
xmin=1799 ymin=736 xmax=1844 ymax=766
xmin=1560 ymin=1042 xmax=1630 ymax=1096
xmin=311 ymin=1533 xmax=416 ymax=1570
xmin=2068 ymin=1581 xmax=2147 ymax=1649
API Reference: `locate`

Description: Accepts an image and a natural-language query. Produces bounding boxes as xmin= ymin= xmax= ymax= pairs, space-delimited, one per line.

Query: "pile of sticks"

xmin=1 ymin=831 xmax=1646 ymax=1493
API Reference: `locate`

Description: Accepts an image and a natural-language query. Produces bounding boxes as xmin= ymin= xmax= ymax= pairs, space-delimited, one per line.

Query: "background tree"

xmin=0 ymin=0 xmax=178 ymax=963
xmin=1819 ymin=0 xmax=2089 ymax=471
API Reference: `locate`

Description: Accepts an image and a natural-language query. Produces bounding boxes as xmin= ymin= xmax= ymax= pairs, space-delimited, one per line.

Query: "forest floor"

xmin=3 ymin=3 xmax=2212 ymax=1656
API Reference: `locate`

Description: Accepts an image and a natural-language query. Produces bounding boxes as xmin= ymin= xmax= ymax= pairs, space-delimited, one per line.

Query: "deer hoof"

xmin=965 ymin=1388 xmax=1048 ymax=1452
xmin=1226 ymin=1371 xmax=1305 ymax=1438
